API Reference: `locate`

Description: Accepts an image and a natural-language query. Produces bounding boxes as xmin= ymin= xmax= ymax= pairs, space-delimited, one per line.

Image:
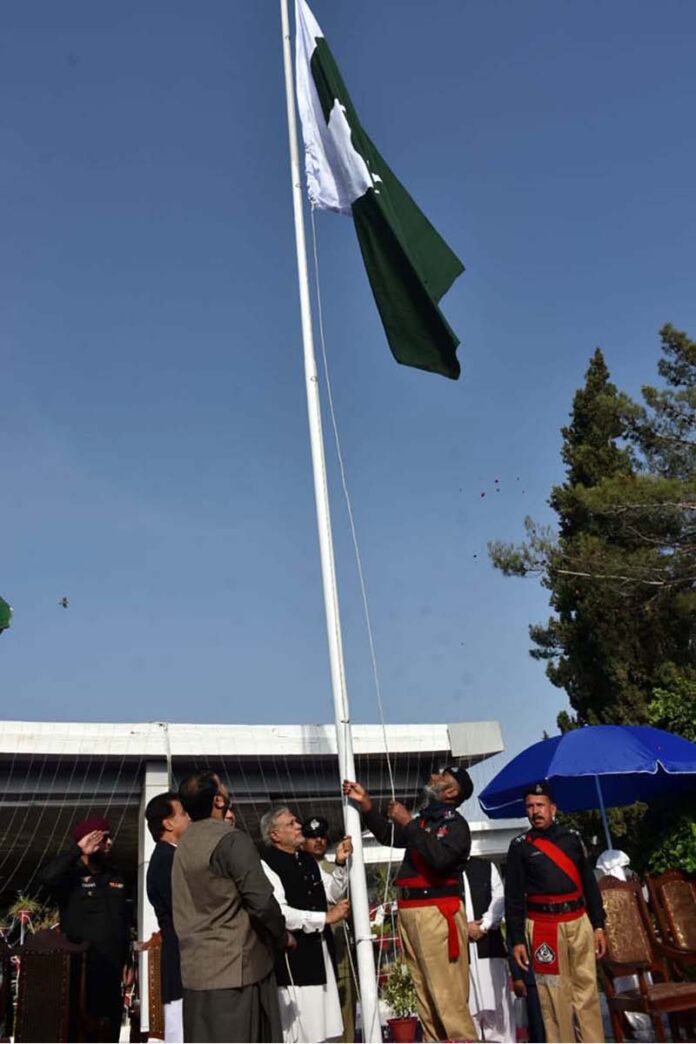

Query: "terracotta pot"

xmin=387 ymin=1015 xmax=418 ymax=1043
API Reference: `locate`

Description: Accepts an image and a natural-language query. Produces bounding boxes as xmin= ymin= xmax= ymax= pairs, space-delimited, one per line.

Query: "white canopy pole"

xmin=278 ymin=2 xmax=381 ymax=1040
xmin=594 ymin=775 xmax=613 ymax=851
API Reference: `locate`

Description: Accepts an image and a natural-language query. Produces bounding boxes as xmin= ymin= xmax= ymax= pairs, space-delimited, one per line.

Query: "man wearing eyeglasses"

xmin=41 ymin=815 xmax=131 ymax=1042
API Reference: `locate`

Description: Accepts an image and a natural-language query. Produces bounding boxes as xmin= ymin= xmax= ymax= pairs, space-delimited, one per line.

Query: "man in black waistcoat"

xmin=40 ymin=815 xmax=131 ymax=1043
xmin=260 ymin=806 xmax=349 ymax=1043
xmin=145 ymin=791 xmax=190 ymax=1042
xmin=463 ymin=857 xmax=515 ymax=1041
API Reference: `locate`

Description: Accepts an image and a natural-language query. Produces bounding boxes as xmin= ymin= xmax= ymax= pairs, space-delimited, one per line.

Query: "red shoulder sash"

xmin=526 ymin=835 xmax=582 ymax=892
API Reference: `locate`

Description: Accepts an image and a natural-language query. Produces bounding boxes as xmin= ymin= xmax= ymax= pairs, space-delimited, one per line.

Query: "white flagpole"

xmin=279 ymin=1 xmax=381 ymax=1040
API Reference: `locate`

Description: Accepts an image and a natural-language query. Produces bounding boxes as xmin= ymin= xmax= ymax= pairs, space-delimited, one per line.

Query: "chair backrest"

xmin=647 ymin=870 xmax=696 ymax=952
xmin=134 ymin=931 xmax=164 ymax=1041
xmin=599 ymin=875 xmax=658 ymax=972
xmin=12 ymin=929 xmax=88 ymax=1043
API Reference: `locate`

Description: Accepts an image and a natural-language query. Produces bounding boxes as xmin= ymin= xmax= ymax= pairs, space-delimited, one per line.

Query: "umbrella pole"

xmin=594 ymin=775 xmax=613 ymax=850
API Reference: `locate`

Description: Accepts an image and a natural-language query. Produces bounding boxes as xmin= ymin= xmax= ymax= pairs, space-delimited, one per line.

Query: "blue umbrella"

xmin=479 ymin=725 xmax=696 ymax=850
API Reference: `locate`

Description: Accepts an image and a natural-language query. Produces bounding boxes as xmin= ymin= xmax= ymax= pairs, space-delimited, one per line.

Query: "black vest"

xmin=465 ymin=857 xmax=507 ymax=960
xmin=263 ymin=848 xmax=328 ymax=987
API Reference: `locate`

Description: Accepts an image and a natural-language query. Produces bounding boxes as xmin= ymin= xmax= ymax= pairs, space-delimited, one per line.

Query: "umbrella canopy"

xmin=479 ymin=725 xmax=696 ymax=820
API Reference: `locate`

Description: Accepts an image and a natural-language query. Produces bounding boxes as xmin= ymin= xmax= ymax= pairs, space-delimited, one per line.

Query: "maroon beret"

xmin=71 ymin=815 xmax=112 ymax=844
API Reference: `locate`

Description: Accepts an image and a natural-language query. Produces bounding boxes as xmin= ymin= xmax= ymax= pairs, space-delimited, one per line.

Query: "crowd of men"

xmin=39 ymin=768 xmax=608 ymax=1043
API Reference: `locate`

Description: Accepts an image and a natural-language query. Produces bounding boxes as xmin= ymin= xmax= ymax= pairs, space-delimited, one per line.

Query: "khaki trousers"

xmin=526 ymin=914 xmax=604 ymax=1043
xmin=399 ymin=904 xmax=478 ymax=1042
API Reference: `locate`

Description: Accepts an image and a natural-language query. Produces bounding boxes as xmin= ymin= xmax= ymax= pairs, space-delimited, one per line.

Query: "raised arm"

xmin=400 ymin=814 xmax=471 ymax=873
xmin=343 ymin=781 xmax=409 ymax=847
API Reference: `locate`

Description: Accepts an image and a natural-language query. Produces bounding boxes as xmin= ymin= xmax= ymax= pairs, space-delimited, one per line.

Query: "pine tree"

xmin=489 ymin=331 xmax=696 ymax=728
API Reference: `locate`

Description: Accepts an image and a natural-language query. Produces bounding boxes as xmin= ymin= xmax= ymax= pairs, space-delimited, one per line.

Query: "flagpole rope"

xmin=309 ymin=205 xmax=396 ymax=804
xmin=309 ymin=207 xmax=399 ymax=1011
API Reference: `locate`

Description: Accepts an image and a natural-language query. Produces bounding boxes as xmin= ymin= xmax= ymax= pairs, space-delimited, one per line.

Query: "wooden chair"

xmin=599 ymin=875 xmax=696 ymax=1043
xmin=12 ymin=928 xmax=88 ymax=1043
xmin=134 ymin=931 xmax=164 ymax=1041
xmin=647 ymin=869 xmax=696 ymax=977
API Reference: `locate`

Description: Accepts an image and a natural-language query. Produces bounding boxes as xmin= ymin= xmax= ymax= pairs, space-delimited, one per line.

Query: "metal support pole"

xmin=594 ymin=775 xmax=613 ymax=851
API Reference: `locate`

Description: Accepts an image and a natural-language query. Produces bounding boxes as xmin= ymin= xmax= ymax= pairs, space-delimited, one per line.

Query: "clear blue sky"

xmin=2 ymin=1 xmax=695 ymax=761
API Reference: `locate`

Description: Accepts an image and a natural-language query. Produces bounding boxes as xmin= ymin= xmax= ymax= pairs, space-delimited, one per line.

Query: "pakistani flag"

xmin=0 ymin=596 xmax=12 ymax=635
xmin=295 ymin=0 xmax=464 ymax=380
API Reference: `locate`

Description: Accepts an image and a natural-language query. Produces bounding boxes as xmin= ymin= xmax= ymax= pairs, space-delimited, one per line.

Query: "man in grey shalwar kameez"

xmin=173 ymin=771 xmax=289 ymax=1043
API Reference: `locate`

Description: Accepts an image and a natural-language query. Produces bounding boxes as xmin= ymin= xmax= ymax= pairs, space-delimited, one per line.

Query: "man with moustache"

xmin=301 ymin=816 xmax=356 ymax=1044
xmin=41 ymin=815 xmax=131 ymax=1042
xmin=343 ymin=767 xmax=477 ymax=1043
xmin=504 ymin=782 xmax=606 ymax=1043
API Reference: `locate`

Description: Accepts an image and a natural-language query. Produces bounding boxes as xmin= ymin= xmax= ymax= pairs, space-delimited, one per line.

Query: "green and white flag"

xmin=295 ymin=0 xmax=464 ymax=380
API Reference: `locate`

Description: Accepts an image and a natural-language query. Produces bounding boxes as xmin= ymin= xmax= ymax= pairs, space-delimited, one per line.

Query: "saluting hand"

xmin=342 ymin=781 xmax=371 ymax=812
xmin=78 ymin=830 xmax=105 ymax=857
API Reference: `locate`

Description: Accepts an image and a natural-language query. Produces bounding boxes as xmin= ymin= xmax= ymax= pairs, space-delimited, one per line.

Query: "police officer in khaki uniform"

xmin=344 ymin=768 xmax=478 ymax=1043
xmin=504 ymin=783 xmax=606 ymax=1043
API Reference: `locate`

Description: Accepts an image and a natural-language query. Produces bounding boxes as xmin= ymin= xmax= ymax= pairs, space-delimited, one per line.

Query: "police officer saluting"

xmin=504 ymin=783 xmax=606 ymax=1043
xmin=41 ymin=816 xmax=131 ymax=1042
xmin=343 ymin=768 xmax=478 ymax=1043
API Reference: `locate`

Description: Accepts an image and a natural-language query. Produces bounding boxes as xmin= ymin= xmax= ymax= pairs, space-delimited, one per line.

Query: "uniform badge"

xmin=534 ymin=942 xmax=556 ymax=965
xmin=436 ymin=826 xmax=448 ymax=838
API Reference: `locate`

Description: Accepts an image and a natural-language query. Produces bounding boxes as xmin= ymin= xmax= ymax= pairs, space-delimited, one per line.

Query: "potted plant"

xmin=9 ymin=893 xmax=42 ymax=945
xmin=381 ymin=959 xmax=419 ymax=1043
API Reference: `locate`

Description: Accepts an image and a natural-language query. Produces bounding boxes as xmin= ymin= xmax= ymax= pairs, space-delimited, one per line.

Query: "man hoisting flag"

xmin=294 ymin=0 xmax=465 ymax=380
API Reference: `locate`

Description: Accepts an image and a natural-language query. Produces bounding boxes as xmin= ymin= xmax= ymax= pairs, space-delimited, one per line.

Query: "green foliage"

xmin=638 ymin=666 xmax=696 ymax=874
xmin=648 ymin=666 xmax=696 ymax=742
xmin=640 ymin=814 xmax=696 ymax=875
xmin=380 ymin=960 xmax=418 ymax=1018
xmin=632 ymin=324 xmax=696 ymax=479
xmin=489 ymin=330 xmax=696 ymax=731
xmin=367 ymin=863 xmax=397 ymax=903
xmin=489 ymin=326 xmax=696 ymax=873
xmin=8 ymin=894 xmax=42 ymax=919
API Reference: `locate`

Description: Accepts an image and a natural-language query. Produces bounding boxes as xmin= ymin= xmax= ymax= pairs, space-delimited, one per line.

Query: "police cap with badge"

xmin=442 ymin=765 xmax=474 ymax=802
xmin=523 ymin=781 xmax=555 ymax=801
xmin=301 ymin=815 xmax=330 ymax=839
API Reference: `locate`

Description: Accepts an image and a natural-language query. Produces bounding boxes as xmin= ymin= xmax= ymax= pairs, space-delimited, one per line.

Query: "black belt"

xmin=527 ymin=896 xmax=586 ymax=915
xmin=398 ymin=885 xmax=462 ymax=901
